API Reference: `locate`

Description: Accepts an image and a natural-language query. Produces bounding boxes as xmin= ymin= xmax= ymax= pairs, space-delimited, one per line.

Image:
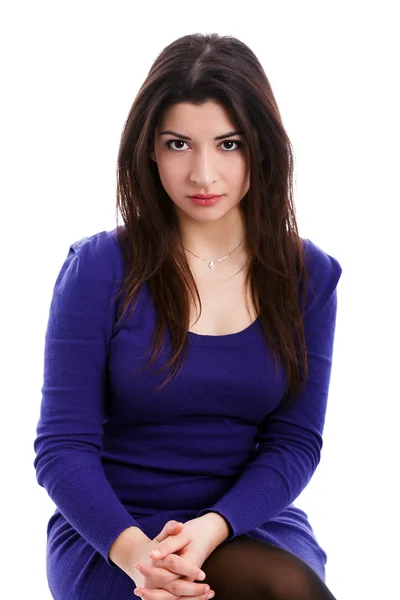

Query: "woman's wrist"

xmin=198 ymin=512 xmax=231 ymax=548
xmin=109 ymin=526 xmax=149 ymax=570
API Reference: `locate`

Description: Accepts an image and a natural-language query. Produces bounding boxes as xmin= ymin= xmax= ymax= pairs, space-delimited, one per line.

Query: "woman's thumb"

xmin=154 ymin=521 xmax=184 ymax=543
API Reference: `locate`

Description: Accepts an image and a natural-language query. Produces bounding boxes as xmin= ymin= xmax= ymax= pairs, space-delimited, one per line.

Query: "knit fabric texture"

xmin=33 ymin=227 xmax=342 ymax=598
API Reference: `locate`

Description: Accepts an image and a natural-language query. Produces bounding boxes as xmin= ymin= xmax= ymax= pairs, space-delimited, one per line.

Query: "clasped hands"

xmin=132 ymin=516 xmax=222 ymax=600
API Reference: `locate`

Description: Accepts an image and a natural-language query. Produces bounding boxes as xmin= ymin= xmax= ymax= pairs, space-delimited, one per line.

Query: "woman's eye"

xmin=165 ymin=140 xmax=243 ymax=152
xmin=166 ymin=140 xmax=188 ymax=151
xmin=221 ymin=140 xmax=242 ymax=151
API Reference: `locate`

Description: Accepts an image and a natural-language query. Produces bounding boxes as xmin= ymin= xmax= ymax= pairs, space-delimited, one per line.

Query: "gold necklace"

xmin=183 ymin=238 xmax=245 ymax=270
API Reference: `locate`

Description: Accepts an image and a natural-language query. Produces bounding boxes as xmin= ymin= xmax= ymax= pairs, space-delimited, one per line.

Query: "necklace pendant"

xmin=208 ymin=261 xmax=216 ymax=270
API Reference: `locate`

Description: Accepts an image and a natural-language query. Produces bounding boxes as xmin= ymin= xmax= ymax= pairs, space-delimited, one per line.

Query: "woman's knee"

xmin=201 ymin=535 xmax=336 ymax=600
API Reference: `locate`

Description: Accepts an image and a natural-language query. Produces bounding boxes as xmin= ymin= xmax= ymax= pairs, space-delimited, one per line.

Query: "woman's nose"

xmin=189 ymin=152 xmax=217 ymax=187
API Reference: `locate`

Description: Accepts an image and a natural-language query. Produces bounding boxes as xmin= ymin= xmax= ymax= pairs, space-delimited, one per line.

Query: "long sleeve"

xmin=33 ymin=230 xmax=140 ymax=565
xmin=196 ymin=240 xmax=342 ymax=540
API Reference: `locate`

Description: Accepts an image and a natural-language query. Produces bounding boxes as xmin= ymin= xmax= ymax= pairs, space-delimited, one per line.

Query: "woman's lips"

xmin=189 ymin=195 xmax=223 ymax=206
xmin=190 ymin=194 xmax=222 ymax=199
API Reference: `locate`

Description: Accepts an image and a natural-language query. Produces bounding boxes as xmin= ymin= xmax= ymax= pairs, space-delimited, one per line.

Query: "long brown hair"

xmin=114 ymin=32 xmax=312 ymax=408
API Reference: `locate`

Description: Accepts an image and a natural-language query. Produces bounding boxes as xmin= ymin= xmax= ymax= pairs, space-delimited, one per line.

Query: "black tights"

xmin=198 ymin=535 xmax=337 ymax=600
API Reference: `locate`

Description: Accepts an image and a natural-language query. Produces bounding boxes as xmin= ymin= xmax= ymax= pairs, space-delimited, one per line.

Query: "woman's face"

xmin=151 ymin=100 xmax=250 ymax=225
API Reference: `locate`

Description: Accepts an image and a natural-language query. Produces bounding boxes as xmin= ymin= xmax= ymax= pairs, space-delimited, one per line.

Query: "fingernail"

xmin=198 ymin=570 xmax=206 ymax=580
xmin=152 ymin=549 xmax=162 ymax=557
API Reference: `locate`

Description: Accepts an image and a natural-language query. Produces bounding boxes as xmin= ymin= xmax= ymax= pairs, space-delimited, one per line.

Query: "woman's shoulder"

xmin=68 ymin=225 xmax=122 ymax=258
xmin=54 ymin=226 xmax=126 ymax=299
xmin=299 ymin=236 xmax=343 ymax=314
xmin=300 ymin=237 xmax=342 ymax=273
xmin=65 ymin=226 xmax=125 ymax=273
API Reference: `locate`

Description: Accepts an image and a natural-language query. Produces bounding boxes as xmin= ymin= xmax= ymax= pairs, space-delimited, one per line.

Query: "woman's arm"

xmin=196 ymin=241 xmax=342 ymax=540
xmin=109 ymin=526 xmax=150 ymax=569
xmin=33 ymin=230 xmax=141 ymax=566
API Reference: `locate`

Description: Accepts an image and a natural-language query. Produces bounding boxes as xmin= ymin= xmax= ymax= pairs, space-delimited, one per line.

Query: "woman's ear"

xmin=149 ymin=150 xmax=156 ymax=162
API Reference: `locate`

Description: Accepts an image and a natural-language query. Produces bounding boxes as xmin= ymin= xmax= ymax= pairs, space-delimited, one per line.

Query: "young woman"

xmin=34 ymin=32 xmax=342 ymax=600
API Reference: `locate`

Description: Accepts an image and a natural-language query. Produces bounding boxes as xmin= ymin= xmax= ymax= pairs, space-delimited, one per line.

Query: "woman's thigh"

xmin=200 ymin=535 xmax=337 ymax=600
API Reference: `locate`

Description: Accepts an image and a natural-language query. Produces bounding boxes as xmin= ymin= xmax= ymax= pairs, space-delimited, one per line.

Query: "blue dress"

xmin=34 ymin=228 xmax=341 ymax=599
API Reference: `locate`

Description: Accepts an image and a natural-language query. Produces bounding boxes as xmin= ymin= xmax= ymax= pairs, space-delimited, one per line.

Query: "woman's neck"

xmin=177 ymin=207 xmax=247 ymax=260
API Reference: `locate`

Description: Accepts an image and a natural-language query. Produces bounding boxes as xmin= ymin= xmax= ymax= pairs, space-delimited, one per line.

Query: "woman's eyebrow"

xmin=159 ymin=130 xmax=244 ymax=141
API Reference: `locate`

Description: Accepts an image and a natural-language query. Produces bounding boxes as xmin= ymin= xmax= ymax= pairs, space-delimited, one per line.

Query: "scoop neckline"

xmin=187 ymin=317 xmax=260 ymax=347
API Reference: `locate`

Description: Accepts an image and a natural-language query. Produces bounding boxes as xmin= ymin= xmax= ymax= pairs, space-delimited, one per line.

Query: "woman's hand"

xmin=133 ymin=515 xmax=228 ymax=599
xmin=131 ymin=520 xmax=213 ymax=600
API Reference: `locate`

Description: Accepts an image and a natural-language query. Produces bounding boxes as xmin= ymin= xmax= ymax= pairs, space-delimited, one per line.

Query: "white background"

xmin=1 ymin=2 xmax=398 ymax=599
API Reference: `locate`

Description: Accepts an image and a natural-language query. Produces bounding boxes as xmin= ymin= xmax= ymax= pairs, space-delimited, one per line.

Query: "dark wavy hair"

xmin=114 ymin=32 xmax=311 ymax=407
